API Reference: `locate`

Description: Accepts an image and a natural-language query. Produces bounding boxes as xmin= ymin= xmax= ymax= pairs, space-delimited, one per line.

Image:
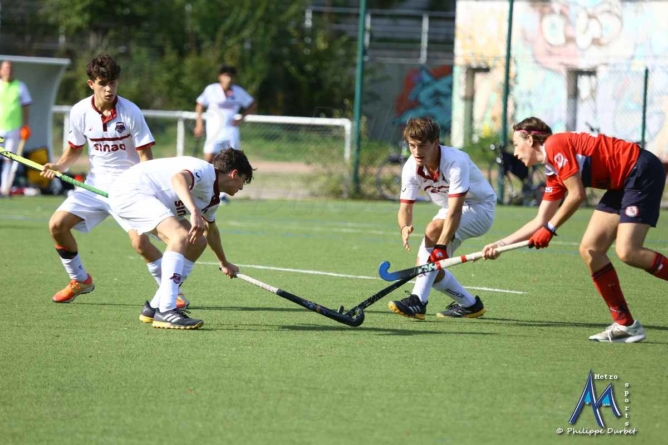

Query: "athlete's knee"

xmin=49 ymin=214 xmax=70 ymax=237
xmin=579 ymin=242 xmax=604 ymax=264
xmin=185 ymin=235 xmax=208 ymax=260
xmin=615 ymin=243 xmax=639 ymax=265
xmin=130 ymin=233 xmax=153 ymax=255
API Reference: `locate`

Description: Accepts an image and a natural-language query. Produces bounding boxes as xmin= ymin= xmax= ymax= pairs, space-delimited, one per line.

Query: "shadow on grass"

xmin=198 ymin=305 xmax=305 ymax=313
xmin=203 ymin=322 xmax=499 ymax=336
xmin=482 ymin=317 xmax=668 ymax=332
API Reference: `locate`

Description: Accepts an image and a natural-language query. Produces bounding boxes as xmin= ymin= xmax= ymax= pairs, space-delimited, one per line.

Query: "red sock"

xmin=647 ymin=252 xmax=668 ymax=281
xmin=592 ymin=263 xmax=634 ymax=326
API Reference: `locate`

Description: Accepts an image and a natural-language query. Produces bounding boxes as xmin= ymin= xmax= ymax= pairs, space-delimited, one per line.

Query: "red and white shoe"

xmin=52 ymin=274 xmax=95 ymax=303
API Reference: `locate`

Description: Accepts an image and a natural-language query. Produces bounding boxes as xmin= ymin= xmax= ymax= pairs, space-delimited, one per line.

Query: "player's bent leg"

xmin=615 ymin=223 xmax=654 ymax=269
xmin=579 ymin=211 xmax=618 ymax=272
xmin=151 ymin=218 xmax=203 ymax=329
xmin=49 ymin=211 xmax=96 ymax=302
xmin=129 ymin=231 xmax=162 ymax=263
xmin=49 ymin=211 xmax=84 ymax=251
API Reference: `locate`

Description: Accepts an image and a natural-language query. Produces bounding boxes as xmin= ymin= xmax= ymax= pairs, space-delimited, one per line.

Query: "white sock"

xmin=61 ymin=254 xmax=88 ymax=282
xmin=148 ymin=258 xmax=188 ymax=309
xmin=432 ymin=270 xmax=476 ymax=307
xmin=158 ymin=251 xmax=184 ymax=312
xmin=147 ymin=258 xmax=162 ymax=286
xmin=182 ymin=259 xmax=195 ymax=281
xmin=150 ymin=289 xmax=160 ymax=309
xmin=411 ymin=243 xmax=437 ymax=304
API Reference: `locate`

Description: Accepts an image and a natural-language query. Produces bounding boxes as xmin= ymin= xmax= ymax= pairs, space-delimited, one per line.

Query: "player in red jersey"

xmin=482 ymin=117 xmax=667 ymax=343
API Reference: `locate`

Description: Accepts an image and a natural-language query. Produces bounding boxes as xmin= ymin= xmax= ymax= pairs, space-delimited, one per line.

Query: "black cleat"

xmin=139 ymin=301 xmax=156 ymax=324
xmin=436 ymin=296 xmax=486 ymax=319
xmin=388 ymin=294 xmax=427 ymax=320
xmin=152 ymin=308 xmax=204 ymax=330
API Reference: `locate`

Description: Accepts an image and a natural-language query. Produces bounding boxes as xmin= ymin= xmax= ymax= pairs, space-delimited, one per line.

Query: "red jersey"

xmin=542 ymin=132 xmax=639 ymax=201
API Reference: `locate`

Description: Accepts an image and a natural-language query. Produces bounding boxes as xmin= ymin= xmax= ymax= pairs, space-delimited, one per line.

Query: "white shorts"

xmin=203 ymin=137 xmax=242 ymax=154
xmin=0 ymin=128 xmax=20 ymax=156
xmin=109 ymin=182 xmax=175 ymax=235
xmin=424 ymin=201 xmax=495 ymax=256
xmin=57 ymin=188 xmax=133 ymax=233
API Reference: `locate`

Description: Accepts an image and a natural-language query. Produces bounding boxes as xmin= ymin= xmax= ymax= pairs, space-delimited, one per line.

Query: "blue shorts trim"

xmin=595 ymin=149 xmax=666 ymax=227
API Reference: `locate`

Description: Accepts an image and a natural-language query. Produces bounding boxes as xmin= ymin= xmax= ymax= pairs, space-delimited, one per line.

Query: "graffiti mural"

xmin=452 ymin=0 xmax=668 ymax=157
xmin=394 ymin=65 xmax=453 ymax=135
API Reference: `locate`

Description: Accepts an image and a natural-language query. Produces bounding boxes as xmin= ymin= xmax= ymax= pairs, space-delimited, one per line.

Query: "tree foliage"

xmin=29 ymin=0 xmax=357 ymax=116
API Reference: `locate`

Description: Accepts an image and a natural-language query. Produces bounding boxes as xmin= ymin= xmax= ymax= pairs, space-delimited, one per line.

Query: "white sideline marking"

xmin=198 ymin=261 xmax=526 ymax=294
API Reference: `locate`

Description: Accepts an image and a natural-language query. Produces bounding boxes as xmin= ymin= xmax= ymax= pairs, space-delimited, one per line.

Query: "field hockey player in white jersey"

xmin=388 ymin=117 xmax=497 ymax=320
xmin=41 ymin=55 xmax=188 ymax=308
xmin=193 ymin=64 xmax=256 ymax=162
xmin=109 ymin=149 xmax=255 ymax=330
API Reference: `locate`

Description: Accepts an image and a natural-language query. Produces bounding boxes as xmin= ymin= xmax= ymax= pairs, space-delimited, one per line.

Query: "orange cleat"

xmin=52 ymin=274 xmax=95 ymax=303
xmin=176 ymin=292 xmax=190 ymax=309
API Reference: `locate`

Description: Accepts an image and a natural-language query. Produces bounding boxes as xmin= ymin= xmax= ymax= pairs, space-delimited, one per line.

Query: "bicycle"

xmin=487 ymin=143 xmax=546 ymax=206
xmin=375 ymin=142 xmax=429 ymax=202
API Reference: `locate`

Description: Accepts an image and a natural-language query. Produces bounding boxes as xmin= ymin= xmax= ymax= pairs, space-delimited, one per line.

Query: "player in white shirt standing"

xmin=193 ymin=64 xmax=256 ymax=162
xmin=41 ymin=55 xmax=186 ymax=308
xmin=109 ymin=149 xmax=255 ymax=329
xmin=388 ymin=117 xmax=497 ymax=320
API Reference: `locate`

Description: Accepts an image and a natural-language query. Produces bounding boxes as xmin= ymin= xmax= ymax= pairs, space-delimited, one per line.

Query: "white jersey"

xmin=117 ymin=156 xmax=221 ymax=223
xmin=400 ymin=145 xmax=496 ymax=207
xmin=68 ymin=95 xmax=155 ymax=189
xmin=197 ymin=84 xmax=254 ymax=144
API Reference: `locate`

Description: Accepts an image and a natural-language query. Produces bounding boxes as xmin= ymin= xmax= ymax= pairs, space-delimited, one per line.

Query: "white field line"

xmin=197 ymin=261 xmax=526 ymax=295
xmin=226 ymin=220 xmax=583 ymax=246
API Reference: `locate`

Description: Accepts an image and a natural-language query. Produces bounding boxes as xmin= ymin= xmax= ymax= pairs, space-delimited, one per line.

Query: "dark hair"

xmin=212 ymin=149 xmax=255 ymax=184
xmin=403 ymin=117 xmax=440 ymax=143
xmin=513 ymin=117 xmax=553 ymax=145
xmin=218 ymin=65 xmax=237 ymax=77
xmin=86 ymin=54 xmax=121 ymax=81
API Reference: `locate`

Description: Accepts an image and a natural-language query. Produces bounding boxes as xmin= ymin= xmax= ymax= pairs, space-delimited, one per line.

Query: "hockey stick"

xmin=1 ymin=138 xmax=26 ymax=195
xmin=236 ymin=273 xmax=365 ymax=327
xmin=341 ymin=275 xmax=413 ymax=318
xmin=0 ymin=150 xmax=108 ymax=198
xmin=378 ymin=240 xmax=531 ymax=282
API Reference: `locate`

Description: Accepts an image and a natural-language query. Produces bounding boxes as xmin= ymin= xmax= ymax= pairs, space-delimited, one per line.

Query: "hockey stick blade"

xmin=378 ymin=240 xmax=531 ymax=281
xmin=236 ymin=273 xmax=364 ymax=327
xmin=344 ymin=275 xmax=412 ymax=318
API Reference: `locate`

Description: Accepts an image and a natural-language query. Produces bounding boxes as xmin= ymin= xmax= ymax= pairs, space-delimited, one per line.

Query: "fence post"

xmin=352 ymin=0 xmax=368 ymax=196
xmin=641 ymin=67 xmax=649 ymax=149
xmin=177 ymin=117 xmax=185 ymax=157
xmin=499 ymin=0 xmax=515 ymax=203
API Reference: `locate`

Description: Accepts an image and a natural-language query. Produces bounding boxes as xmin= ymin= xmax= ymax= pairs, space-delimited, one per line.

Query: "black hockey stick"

xmin=378 ymin=241 xmax=530 ymax=281
xmin=236 ymin=273 xmax=365 ymax=327
xmin=342 ymin=275 xmax=413 ymax=318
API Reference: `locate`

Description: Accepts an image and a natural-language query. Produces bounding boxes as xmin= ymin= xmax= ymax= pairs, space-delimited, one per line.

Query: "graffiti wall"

xmin=452 ymin=0 xmax=668 ymax=157
xmin=394 ymin=65 xmax=454 ymax=136
xmin=362 ymin=63 xmax=454 ymax=143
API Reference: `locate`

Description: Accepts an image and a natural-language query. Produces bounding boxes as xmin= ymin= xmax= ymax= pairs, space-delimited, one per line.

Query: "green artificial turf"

xmin=1 ymin=197 xmax=666 ymax=444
